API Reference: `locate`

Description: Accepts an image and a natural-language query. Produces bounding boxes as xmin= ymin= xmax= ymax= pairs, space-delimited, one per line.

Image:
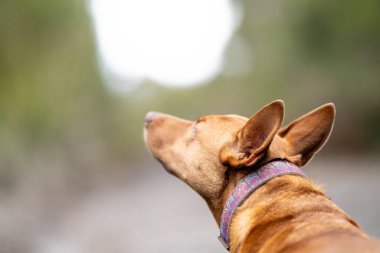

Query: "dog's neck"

xmin=206 ymin=158 xmax=275 ymax=225
xmin=206 ymin=170 xmax=248 ymax=226
xmin=205 ymin=160 xmax=276 ymax=228
xmin=217 ymin=160 xmax=306 ymax=250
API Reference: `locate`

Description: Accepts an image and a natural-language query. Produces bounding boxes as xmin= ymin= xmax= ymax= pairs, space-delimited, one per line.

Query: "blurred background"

xmin=1 ymin=0 xmax=380 ymax=252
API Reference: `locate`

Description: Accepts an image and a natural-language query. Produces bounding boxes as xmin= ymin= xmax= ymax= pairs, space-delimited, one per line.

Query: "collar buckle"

xmin=218 ymin=235 xmax=230 ymax=250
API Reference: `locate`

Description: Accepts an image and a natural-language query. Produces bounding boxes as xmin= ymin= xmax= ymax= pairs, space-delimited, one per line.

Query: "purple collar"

xmin=218 ymin=160 xmax=306 ymax=250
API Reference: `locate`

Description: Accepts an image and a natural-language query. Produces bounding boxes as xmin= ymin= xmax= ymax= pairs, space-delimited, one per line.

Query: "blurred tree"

xmin=0 ymin=0 xmax=379 ymax=183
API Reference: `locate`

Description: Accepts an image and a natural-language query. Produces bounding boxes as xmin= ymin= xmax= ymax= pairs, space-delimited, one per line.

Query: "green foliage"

xmin=0 ymin=0 xmax=379 ymax=175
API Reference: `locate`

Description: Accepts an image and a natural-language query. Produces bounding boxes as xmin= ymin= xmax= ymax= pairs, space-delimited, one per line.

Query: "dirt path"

xmin=1 ymin=157 xmax=379 ymax=253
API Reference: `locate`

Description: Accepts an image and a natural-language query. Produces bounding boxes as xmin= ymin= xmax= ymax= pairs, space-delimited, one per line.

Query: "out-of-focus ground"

xmin=1 ymin=156 xmax=379 ymax=253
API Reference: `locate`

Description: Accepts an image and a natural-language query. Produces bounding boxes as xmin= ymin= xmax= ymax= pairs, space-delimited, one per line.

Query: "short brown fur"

xmin=144 ymin=101 xmax=380 ymax=253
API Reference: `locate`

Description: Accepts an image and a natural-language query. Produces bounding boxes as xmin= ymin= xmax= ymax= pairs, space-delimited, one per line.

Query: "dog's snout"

xmin=145 ymin=111 xmax=158 ymax=127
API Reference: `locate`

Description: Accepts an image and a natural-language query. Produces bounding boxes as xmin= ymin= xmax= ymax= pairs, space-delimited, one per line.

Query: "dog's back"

xmin=232 ymin=175 xmax=380 ymax=253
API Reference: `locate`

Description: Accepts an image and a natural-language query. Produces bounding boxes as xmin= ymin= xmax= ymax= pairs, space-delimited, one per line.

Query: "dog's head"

xmin=144 ymin=100 xmax=335 ymax=220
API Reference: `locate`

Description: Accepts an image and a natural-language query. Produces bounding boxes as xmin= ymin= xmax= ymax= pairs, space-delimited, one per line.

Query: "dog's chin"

xmin=144 ymin=130 xmax=178 ymax=176
xmin=157 ymin=158 xmax=177 ymax=176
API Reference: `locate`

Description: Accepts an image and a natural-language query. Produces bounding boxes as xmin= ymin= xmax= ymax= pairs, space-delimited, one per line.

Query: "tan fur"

xmin=144 ymin=101 xmax=380 ymax=252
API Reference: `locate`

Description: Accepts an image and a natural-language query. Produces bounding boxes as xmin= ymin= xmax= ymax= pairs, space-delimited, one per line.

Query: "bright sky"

xmin=89 ymin=0 xmax=241 ymax=92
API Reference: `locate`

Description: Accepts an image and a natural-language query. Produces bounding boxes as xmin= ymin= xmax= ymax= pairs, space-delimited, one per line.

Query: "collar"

xmin=218 ymin=160 xmax=306 ymax=250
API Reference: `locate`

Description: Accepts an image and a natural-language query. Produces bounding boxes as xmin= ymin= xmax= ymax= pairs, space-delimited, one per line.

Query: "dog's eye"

xmin=191 ymin=124 xmax=197 ymax=135
xmin=190 ymin=122 xmax=198 ymax=137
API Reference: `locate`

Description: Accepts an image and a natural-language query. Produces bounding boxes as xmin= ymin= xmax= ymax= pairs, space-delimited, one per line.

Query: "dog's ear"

xmin=277 ymin=103 xmax=335 ymax=166
xmin=220 ymin=100 xmax=284 ymax=168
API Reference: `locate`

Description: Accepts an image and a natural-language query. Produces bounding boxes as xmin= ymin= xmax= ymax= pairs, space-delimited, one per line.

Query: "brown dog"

xmin=144 ymin=100 xmax=380 ymax=253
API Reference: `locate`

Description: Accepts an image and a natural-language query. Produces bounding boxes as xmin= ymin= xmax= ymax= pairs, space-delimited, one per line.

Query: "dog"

xmin=144 ymin=100 xmax=380 ymax=253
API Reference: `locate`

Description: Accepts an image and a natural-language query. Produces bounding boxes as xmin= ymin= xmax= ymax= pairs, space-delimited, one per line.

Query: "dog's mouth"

xmin=143 ymin=111 xmax=160 ymax=148
xmin=144 ymin=123 xmax=173 ymax=174
xmin=144 ymin=111 xmax=193 ymax=178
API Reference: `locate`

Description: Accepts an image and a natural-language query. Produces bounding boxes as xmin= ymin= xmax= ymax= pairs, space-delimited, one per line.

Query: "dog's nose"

xmin=145 ymin=111 xmax=158 ymax=127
